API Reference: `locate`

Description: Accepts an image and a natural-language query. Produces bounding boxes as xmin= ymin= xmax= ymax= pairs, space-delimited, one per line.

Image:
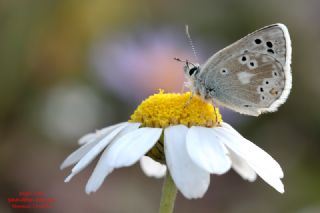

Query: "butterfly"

xmin=180 ymin=23 xmax=292 ymax=116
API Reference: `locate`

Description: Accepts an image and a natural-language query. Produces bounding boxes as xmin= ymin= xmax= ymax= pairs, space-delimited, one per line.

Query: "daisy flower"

xmin=60 ymin=90 xmax=284 ymax=200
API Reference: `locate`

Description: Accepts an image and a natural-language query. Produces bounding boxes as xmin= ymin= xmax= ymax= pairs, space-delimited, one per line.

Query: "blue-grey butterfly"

xmin=180 ymin=24 xmax=292 ymax=116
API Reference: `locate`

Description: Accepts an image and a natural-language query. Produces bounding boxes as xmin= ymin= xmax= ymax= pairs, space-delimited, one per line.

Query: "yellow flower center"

xmin=129 ymin=90 xmax=222 ymax=128
xmin=129 ymin=90 xmax=222 ymax=163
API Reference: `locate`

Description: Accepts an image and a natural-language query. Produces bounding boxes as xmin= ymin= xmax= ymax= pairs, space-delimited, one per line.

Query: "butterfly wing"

xmin=198 ymin=23 xmax=292 ymax=116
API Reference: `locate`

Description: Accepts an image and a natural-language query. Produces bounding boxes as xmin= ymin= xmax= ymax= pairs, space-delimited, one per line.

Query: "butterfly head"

xmin=183 ymin=61 xmax=200 ymax=78
xmin=174 ymin=57 xmax=200 ymax=79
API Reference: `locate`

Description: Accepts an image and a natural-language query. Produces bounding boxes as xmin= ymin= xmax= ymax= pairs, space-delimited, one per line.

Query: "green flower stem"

xmin=159 ymin=171 xmax=178 ymax=213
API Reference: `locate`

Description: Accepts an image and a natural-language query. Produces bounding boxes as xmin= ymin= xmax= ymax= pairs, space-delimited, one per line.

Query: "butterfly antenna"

xmin=173 ymin=57 xmax=198 ymax=67
xmin=185 ymin=25 xmax=199 ymax=63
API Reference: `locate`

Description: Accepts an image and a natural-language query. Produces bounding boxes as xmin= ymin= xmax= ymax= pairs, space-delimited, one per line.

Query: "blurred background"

xmin=1 ymin=0 xmax=320 ymax=212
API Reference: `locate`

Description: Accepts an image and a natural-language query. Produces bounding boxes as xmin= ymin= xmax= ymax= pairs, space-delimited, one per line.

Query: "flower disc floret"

xmin=130 ymin=90 xmax=222 ymax=128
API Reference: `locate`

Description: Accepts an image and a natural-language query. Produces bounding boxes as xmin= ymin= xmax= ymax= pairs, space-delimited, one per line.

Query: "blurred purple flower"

xmin=89 ymin=28 xmax=194 ymax=104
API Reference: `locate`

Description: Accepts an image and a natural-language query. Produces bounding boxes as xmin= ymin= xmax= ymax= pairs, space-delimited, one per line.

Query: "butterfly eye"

xmin=188 ymin=67 xmax=198 ymax=76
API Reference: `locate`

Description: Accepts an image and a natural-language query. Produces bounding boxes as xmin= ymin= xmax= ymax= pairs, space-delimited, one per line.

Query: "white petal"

xmin=84 ymin=123 xmax=141 ymax=193
xmin=140 ymin=156 xmax=166 ymax=178
xmin=228 ymin=148 xmax=257 ymax=182
xmin=215 ymin=122 xmax=284 ymax=193
xmin=61 ymin=122 xmax=129 ymax=170
xmin=78 ymin=122 xmax=127 ymax=145
xmin=64 ymin=123 xmax=128 ymax=182
xmin=110 ymin=122 xmax=142 ymax=143
xmin=220 ymin=122 xmax=283 ymax=178
xmin=186 ymin=126 xmax=231 ymax=174
xmin=247 ymin=160 xmax=284 ymax=193
xmin=164 ymin=125 xmax=210 ymax=199
xmin=106 ymin=127 xmax=162 ymax=168
xmin=85 ymin=164 xmax=113 ymax=194
xmin=60 ymin=140 xmax=98 ymax=170
xmin=78 ymin=133 xmax=96 ymax=145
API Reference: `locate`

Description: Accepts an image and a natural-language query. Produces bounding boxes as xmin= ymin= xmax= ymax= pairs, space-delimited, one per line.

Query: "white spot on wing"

xmin=237 ymin=72 xmax=255 ymax=84
xmin=262 ymin=56 xmax=269 ymax=63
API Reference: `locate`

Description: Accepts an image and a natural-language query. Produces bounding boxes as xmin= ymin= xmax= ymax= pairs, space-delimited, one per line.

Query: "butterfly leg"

xmin=214 ymin=106 xmax=220 ymax=125
xmin=211 ymin=101 xmax=220 ymax=126
xmin=184 ymin=92 xmax=194 ymax=108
